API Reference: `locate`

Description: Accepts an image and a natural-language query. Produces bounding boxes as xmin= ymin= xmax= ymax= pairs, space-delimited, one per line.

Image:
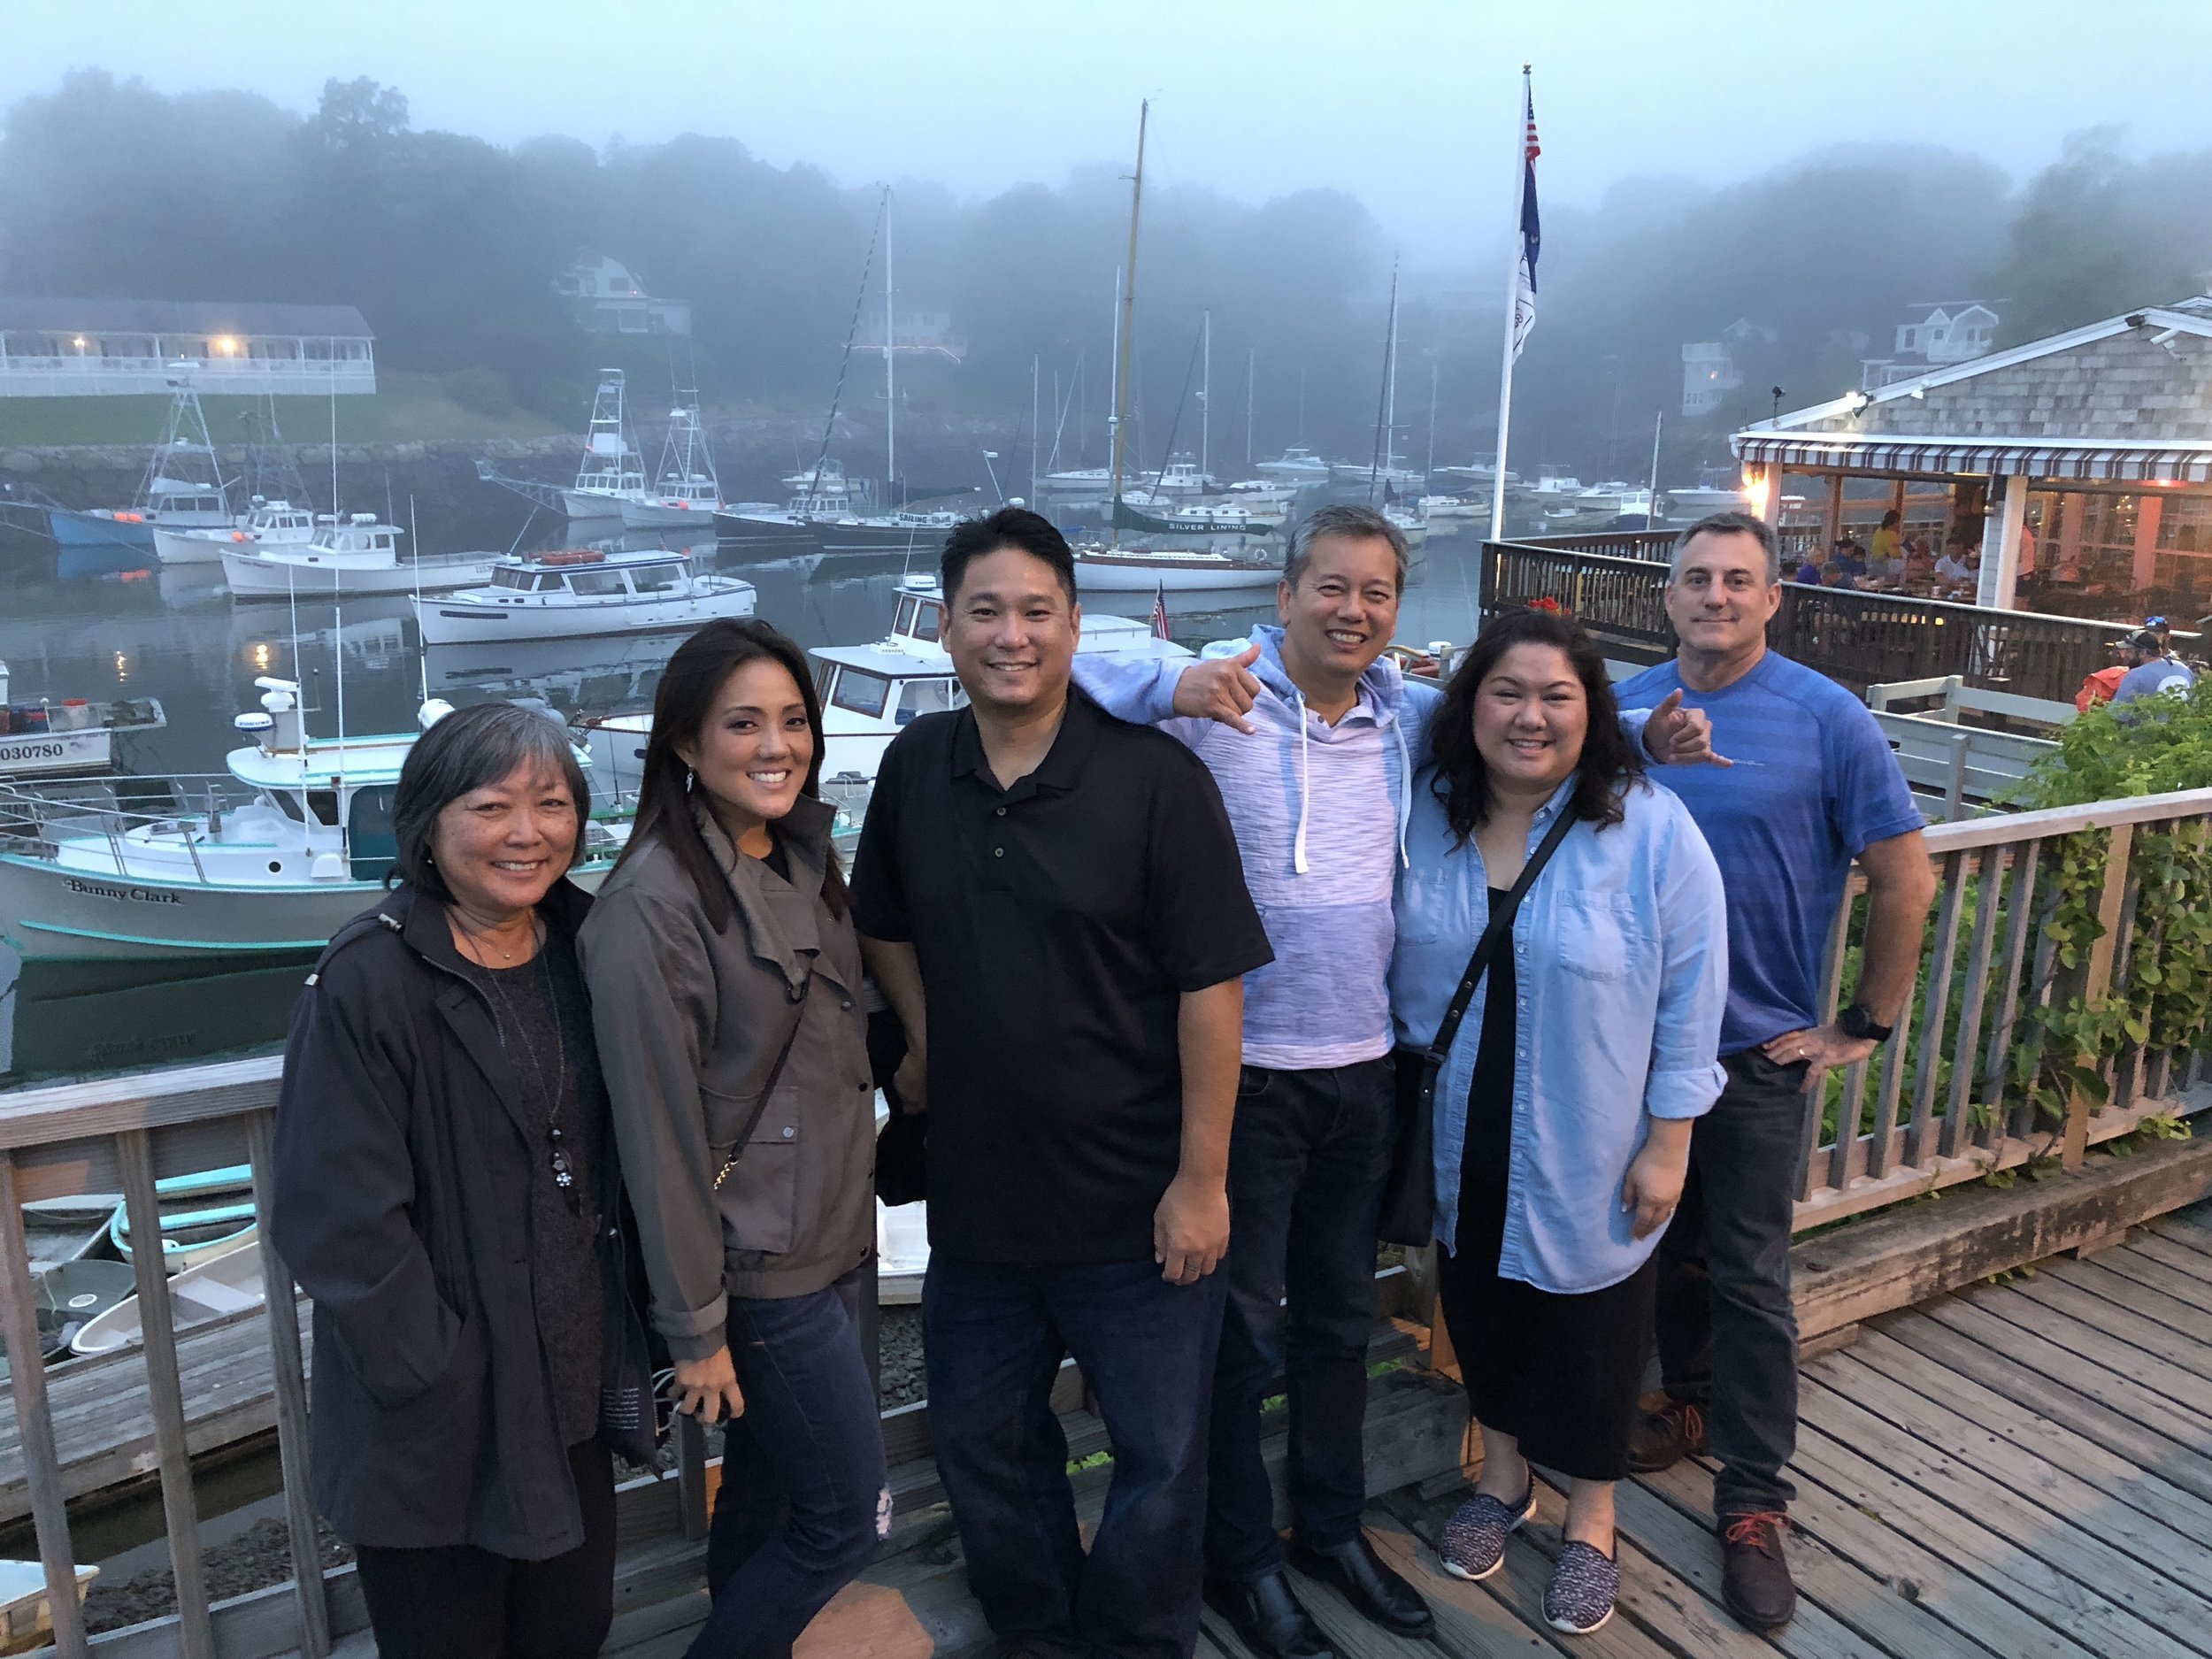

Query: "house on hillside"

xmin=1859 ymin=302 xmax=1999 ymax=389
xmin=0 ymin=297 xmax=375 ymax=396
xmin=557 ymin=255 xmax=692 ymax=337
xmin=856 ymin=309 xmax=967 ymax=362
xmin=1737 ymin=296 xmax=2212 ymax=615
xmin=1681 ymin=319 xmax=1773 ymax=416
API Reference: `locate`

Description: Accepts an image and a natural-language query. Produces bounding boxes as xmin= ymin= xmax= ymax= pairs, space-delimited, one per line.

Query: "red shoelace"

xmin=1723 ymin=1511 xmax=1791 ymax=1552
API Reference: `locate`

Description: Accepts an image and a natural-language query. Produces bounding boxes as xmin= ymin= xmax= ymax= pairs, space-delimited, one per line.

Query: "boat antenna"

xmin=411 ymin=493 xmax=427 ymax=704
xmin=328 ymin=376 xmax=340 ymax=517
xmin=806 ymin=191 xmax=887 ymax=509
xmin=1109 ymin=100 xmax=1148 ymax=550
xmin=884 ymin=185 xmax=897 ymax=510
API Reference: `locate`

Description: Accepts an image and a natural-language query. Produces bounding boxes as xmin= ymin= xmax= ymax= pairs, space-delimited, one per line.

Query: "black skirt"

xmin=1438 ymin=1181 xmax=1655 ymax=1483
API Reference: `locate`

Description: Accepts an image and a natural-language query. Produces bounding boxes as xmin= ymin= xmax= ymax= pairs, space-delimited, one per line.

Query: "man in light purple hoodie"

xmin=1077 ymin=505 xmax=1715 ymax=1659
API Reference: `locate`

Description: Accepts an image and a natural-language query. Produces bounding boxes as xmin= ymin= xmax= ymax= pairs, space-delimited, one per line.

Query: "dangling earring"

xmin=684 ymin=768 xmax=695 ymax=796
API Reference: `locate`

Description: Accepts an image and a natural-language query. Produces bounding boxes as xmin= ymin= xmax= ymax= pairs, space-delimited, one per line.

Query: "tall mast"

xmin=1106 ymin=267 xmax=1121 ymax=467
xmin=1427 ymin=361 xmax=1440 ymax=485
xmin=1030 ymin=355 xmax=1041 ymax=504
xmin=1200 ymin=309 xmax=1210 ymax=484
xmin=1109 ymin=100 xmax=1148 ymax=549
xmin=1386 ymin=276 xmax=1400 ymax=476
xmin=884 ymin=187 xmax=896 ymax=509
xmin=1246 ymin=348 xmax=1256 ymax=466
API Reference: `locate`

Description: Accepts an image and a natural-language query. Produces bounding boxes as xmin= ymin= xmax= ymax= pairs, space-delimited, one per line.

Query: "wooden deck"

xmin=575 ymin=1201 xmax=2212 ymax=1659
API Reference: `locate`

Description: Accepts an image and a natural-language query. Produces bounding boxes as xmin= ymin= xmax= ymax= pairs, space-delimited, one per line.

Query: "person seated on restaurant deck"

xmin=272 ymin=702 xmax=650 ymax=1659
xmin=1830 ymin=540 xmax=1868 ymax=582
xmin=1818 ymin=562 xmax=1855 ymax=590
xmin=1902 ymin=538 xmax=1936 ymax=588
xmin=580 ymin=618 xmax=887 ymax=1659
xmin=1933 ymin=539 xmax=1972 ymax=588
xmin=1869 ymin=511 xmax=1904 ymax=577
xmin=1792 ymin=553 xmax=1824 ymax=586
xmin=1394 ymin=609 xmax=1728 ymax=1639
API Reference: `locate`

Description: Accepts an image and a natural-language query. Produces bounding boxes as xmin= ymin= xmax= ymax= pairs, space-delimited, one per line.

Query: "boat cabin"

xmin=484 ymin=549 xmax=695 ymax=601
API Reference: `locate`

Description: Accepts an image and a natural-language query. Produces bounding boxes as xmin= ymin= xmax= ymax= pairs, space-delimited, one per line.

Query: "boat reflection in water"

xmin=1 ymin=949 xmax=316 ymax=1086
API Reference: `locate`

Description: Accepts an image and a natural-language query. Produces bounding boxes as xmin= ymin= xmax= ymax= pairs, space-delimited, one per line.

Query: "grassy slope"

xmin=0 ymin=372 xmax=565 ymax=447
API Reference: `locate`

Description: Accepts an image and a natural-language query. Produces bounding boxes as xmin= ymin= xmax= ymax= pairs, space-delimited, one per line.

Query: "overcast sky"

xmin=10 ymin=0 xmax=2212 ymax=264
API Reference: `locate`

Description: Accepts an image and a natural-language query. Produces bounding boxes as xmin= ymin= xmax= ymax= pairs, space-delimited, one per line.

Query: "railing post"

xmin=0 ymin=1153 xmax=88 ymax=1659
xmin=247 ymin=1110 xmax=331 ymax=1657
xmin=2064 ymin=822 xmax=2133 ymax=1169
xmin=118 ymin=1128 xmax=218 ymax=1659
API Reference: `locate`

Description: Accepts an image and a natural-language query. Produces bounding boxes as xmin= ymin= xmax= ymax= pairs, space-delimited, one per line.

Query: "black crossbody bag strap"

xmin=711 ymin=967 xmax=812 ymax=1192
xmin=1418 ymin=803 xmax=1581 ymax=1065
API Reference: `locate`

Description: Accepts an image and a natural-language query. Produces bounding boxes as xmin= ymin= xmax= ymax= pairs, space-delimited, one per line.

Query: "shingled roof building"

xmin=0 ymin=297 xmax=376 ymax=396
xmin=1735 ymin=296 xmax=2212 ymax=615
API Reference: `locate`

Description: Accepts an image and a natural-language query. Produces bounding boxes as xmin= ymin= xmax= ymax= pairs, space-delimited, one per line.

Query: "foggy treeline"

xmin=4 ymin=72 xmax=2212 ymax=479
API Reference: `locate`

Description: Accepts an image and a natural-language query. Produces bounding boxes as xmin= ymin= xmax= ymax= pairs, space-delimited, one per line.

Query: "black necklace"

xmin=467 ymin=920 xmax=582 ymax=1216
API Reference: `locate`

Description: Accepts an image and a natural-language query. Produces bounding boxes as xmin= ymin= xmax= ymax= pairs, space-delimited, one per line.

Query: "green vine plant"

xmin=1816 ymin=682 xmax=2212 ymax=1170
xmin=2000 ymin=683 xmax=2212 ymax=1136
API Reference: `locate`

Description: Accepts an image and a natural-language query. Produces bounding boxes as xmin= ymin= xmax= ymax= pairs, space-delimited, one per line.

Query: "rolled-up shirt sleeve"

xmin=579 ymin=887 xmax=730 ymax=1363
xmin=1645 ymin=805 xmax=1731 ymax=1120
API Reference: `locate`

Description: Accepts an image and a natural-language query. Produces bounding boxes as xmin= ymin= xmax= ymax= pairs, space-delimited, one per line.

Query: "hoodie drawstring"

xmin=1293 ymin=686 xmax=1313 ymax=875
xmin=1392 ymin=718 xmax=1412 ymax=869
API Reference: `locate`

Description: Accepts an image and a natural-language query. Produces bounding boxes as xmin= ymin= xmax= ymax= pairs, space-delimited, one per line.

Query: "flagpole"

xmin=1488 ymin=65 xmax=1534 ymax=542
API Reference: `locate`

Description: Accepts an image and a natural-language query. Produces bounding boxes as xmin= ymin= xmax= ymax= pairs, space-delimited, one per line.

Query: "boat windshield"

xmin=893 ymin=595 xmax=944 ymax=640
xmin=831 ymin=670 xmax=893 ymax=719
xmin=571 ymin=569 xmax=627 ymax=596
xmin=895 ymin=678 xmax=962 ymax=725
xmin=491 ymin=567 xmax=534 ymax=590
xmin=628 ymin=564 xmax=685 ymax=593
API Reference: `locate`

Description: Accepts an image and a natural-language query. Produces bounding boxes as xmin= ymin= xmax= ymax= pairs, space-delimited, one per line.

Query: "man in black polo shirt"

xmin=854 ymin=508 xmax=1271 ymax=1659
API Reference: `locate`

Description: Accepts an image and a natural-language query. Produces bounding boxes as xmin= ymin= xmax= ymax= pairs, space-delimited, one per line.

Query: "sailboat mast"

xmin=1030 ymin=355 xmax=1041 ymax=505
xmin=1106 ymin=267 xmax=1120 ymax=470
xmin=1200 ymin=310 xmax=1210 ymax=484
xmin=1246 ymin=349 xmax=1256 ymax=467
xmin=1386 ymin=277 xmax=1400 ymax=475
xmin=1646 ymin=409 xmax=1664 ymax=530
xmin=1427 ymin=361 xmax=1440 ymax=485
xmin=1110 ymin=101 xmax=1148 ymax=549
xmin=876 ymin=188 xmax=885 ymax=506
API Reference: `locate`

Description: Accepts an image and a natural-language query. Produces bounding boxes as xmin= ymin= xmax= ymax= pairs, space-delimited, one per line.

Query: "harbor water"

xmin=0 ymin=507 xmax=1510 ymax=1089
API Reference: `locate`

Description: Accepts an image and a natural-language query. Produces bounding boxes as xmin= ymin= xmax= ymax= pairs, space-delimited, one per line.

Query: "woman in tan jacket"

xmin=580 ymin=618 xmax=883 ymax=1656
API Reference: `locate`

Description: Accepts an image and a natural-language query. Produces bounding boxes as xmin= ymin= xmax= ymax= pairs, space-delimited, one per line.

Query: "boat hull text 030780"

xmin=411 ymin=547 xmax=757 ymax=645
xmin=0 ymin=682 xmax=629 ymax=963
xmin=0 ymin=661 xmax=167 ymax=781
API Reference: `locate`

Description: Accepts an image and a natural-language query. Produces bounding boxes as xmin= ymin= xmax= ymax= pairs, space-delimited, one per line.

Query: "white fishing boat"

xmin=222 ymin=515 xmax=494 ymax=599
xmin=412 ymin=547 xmax=756 ymax=646
xmin=621 ymin=399 xmax=726 ymax=527
xmin=1573 ymin=480 xmax=1634 ymax=515
xmin=1384 ymin=505 xmax=1429 ymax=549
xmin=561 ymin=372 xmax=651 ymax=518
xmin=1255 ymin=448 xmax=1332 ymax=482
xmin=0 ymin=683 xmax=628 ymax=963
xmin=1225 ymin=479 xmax=1302 ymax=504
xmin=1141 ymin=457 xmax=1215 ymax=496
xmin=1044 ymin=465 xmax=1114 ymax=488
xmin=1416 ymin=494 xmax=1482 ymax=518
xmin=1530 ymin=472 xmax=1585 ymax=498
xmin=1071 ymin=545 xmax=1282 ymax=591
xmin=0 ymin=662 xmax=166 ymax=780
xmin=1666 ymin=465 xmax=1750 ymax=516
xmin=72 ymin=1234 xmax=266 ymax=1358
xmin=154 ymin=497 xmax=317 ymax=566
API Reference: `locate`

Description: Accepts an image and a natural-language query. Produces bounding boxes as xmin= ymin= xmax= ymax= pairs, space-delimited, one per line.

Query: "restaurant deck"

xmin=401 ymin=1198 xmax=2212 ymax=1659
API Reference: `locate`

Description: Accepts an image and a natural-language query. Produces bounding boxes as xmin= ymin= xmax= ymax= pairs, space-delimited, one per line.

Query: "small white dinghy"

xmin=70 ymin=1235 xmax=265 ymax=1359
xmin=0 ymin=1557 xmax=98 ymax=1653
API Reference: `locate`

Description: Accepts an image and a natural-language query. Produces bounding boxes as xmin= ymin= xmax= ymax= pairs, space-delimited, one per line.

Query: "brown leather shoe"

xmin=1627 ymin=1398 xmax=1709 ymax=1473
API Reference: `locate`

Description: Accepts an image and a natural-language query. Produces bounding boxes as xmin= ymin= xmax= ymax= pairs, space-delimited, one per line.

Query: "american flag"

xmin=1510 ymin=74 xmax=1541 ymax=361
xmin=1150 ymin=580 xmax=1171 ymax=641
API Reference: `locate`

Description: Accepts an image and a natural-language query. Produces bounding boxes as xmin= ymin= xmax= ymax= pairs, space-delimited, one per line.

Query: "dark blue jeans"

xmin=1208 ymin=1059 xmax=1395 ymax=1581
xmin=694 ymin=1274 xmax=887 ymax=1658
xmin=1655 ymin=1048 xmax=1808 ymax=1516
xmin=923 ymin=1253 xmax=1228 ymax=1659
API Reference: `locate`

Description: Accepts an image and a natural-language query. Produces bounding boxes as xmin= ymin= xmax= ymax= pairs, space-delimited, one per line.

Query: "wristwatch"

xmin=1838 ymin=1002 xmax=1893 ymax=1043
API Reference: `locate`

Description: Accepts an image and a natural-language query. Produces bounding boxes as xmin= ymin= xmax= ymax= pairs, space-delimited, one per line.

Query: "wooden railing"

xmin=1792 ymin=787 xmax=2212 ymax=1228
xmin=1482 ymin=540 xmax=2192 ymax=701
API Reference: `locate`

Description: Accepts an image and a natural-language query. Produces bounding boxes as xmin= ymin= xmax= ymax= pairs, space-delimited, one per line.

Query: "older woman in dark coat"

xmin=272 ymin=702 xmax=650 ymax=1659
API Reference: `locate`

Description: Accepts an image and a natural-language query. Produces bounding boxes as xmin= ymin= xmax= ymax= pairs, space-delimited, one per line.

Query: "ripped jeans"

xmin=692 ymin=1271 xmax=887 ymax=1659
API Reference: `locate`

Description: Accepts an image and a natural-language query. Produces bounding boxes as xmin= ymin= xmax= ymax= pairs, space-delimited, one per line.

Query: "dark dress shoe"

xmin=1288 ymin=1535 xmax=1435 ymax=1638
xmin=1203 ymin=1570 xmax=1337 ymax=1659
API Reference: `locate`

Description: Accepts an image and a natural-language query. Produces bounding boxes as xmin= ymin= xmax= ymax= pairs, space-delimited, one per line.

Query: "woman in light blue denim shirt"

xmin=1391 ymin=610 xmax=1727 ymax=1636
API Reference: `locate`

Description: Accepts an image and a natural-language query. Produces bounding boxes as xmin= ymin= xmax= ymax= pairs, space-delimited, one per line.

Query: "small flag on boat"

xmin=1509 ymin=73 xmax=1541 ymax=361
xmin=1150 ymin=581 xmax=1171 ymax=641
